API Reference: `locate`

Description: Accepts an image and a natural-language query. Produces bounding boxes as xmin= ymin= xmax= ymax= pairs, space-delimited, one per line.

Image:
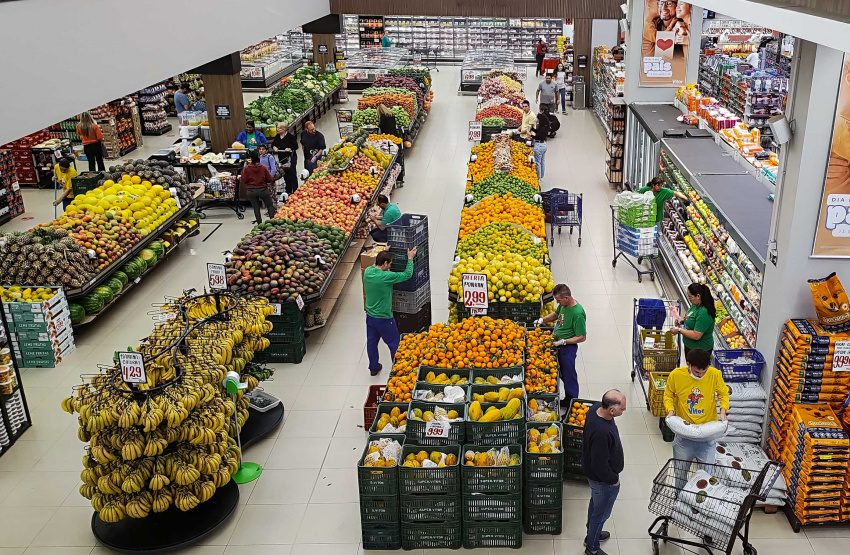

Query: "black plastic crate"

xmin=399 ymin=444 xmax=461 ymax=495
xmin=368 ymin=403 xmax=410 ymax=435
xmin=462 ymin=491 xmax=521 ymax=521
xmin=387 ymin=213 xmax=429 ymax=249
xmin=400 ymin=520 xmax=461 ymax=550
xmin=525 ymin=422 xmax=564 ymax=482
xmin=266 ymin=318 xmax=305 ymax=344
xmin=362 ymin=522 xmax=401 ymax=550
xmin=267 ymin=300 xmax=304 ymax=322
xmin=563 ymin=397 xmax=596 ymax=450
xmin=359 ymin=434 xmax=404 ymax=496
xmin=360 ymin=494 xmax=400 ymax=524
xmin=527 ymin=393 xmax=560 ymax=422
xmin=405 ymin=401 xmax=465 ymax=446
xmin=390 ymin=243 xmax=429 ymax=270
xmin=392 ymin=282 xmax=431 ymax=313
xmin=412 ymin=382 xmax=468 ymax=404
xmin=466 ymin=401 xmax=525 ymax=446
xmin=254 ymin=340 xmax=306 ymax=363
xmin=417 ymin=366 xmax=471 ymax=385
xmin=71 ymin=171 xmax=104 ymax=195
xmin=494 ymin=300 xmax=544 ymax=324
xmin=523 ymin=507 xmax=562 ymax=535
xmin=523 ymin=480 xmax=562 ymax=509
xmin=392 ymin=261 xmax=430 ymax=293
xmin=470 ymin=366 xmax=525 ymax=385
xmin=394 ymin=303 xmax=432 ymax=334
xmin=460 ymin=444 xmax=523 ymax=494
xmin=462 ymin=520 xmax=523 ymax=549
xmin=399 ymin=493 xmax=460 ymax=522
xmin=563 ymin=448 xmax=585 ymax=481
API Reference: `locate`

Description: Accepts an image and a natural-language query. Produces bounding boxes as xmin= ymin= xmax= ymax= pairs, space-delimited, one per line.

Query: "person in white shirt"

xmin=746 ymin=50 xmax=760 ymax=68
xmin=555 ymin=62 xmax=569 ymax=114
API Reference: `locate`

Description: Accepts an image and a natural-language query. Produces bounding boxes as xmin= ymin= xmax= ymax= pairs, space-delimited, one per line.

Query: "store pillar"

xmin=194 ymin=53 xmax=246 ymax=152
xmin=574 ymin=19 xmax=592 ymax=86
xmin=313 ymin=34 xmax=336 ymax=69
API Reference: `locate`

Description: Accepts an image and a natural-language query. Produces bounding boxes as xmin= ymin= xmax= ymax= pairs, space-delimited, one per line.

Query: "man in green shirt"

xmin=637 ymin=176 xmax=689 ymax=224
xmin=363 ymin=247 xmax=416 ymax=375
xmin=536 ymin=283 xmax=587 ymax=406
xmin=369 ymin=195 xmax=402 ymax=243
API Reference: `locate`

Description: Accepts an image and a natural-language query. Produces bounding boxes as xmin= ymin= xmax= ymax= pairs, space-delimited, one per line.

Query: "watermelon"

xmin=123 ymin=260 xmax=143 ymax=280
xmin=149 ymin=240 xmax=165 ymax=259
xmin=113 ymin=271 xmax=129 ymax=287
xmin=106 ymin=277 xmax=123 ymax=296
xmin=81 ymin=294 xmax=104 ymax=315
xmin=93 ymin=285 xmax=114 ymax=303
xmin=68 ymin=303 xmax=86 ymax=325
xmin=139 ymin=249 xmax=157 ymax=268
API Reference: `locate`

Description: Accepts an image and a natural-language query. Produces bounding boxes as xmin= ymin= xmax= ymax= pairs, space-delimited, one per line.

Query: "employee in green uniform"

xmin=637 ymin=176 xmax=689 ymax=224
xmin=672 ymin=282 xmax=716 ymax=358
xmin=369 ymin=195 xmax=401 ymax=243
xmin=536 ymin=283 xmax=587 ymax=407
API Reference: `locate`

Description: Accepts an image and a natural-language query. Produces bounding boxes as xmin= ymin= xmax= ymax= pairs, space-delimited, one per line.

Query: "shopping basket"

xmin=548 ymin=191 xmax=582 ymax=247
xmin=712 ymin=349 xmax=765 ymax=383
xmin=648 ymin=458 xmax=782 ymax=555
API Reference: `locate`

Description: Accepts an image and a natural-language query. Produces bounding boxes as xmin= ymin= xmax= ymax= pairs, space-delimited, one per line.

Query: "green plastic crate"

xmin=405 ymin=401 xmax=465 ymax=446
xmin=460 ymin=444 xmax=522 ymax=494
xmin=266 ymin=318 xmax=304 ymax=344
xmin=462 ymin=491 xmax=522 ymax=521
xmin=254 ymin=339 xmax=306 ymax=363
xmin=368 ymin=403 xmax=410 ymax=435
xmin=399 ymin=444 xmax=461 ymax=495
xmin=417 ymin=366 xmax=470 ymax=385
xmin=412 ymin=381 xmax=468 ymax=404
xmin=362 ymin=522 xmax=401 ymax=550
xmin=359 ymin=494 xmax=399 ymax=524
xmin=523 ymin=506 xmax=562 ymax=535
xmin=465 ymin=401 xmax=525 ymax=446
xmin=524 ymin=422 xmax=564 ymax=482
xmin=400 ymin=520 xmax=462 ymax=550
xmin=469 ymin=365 xmax=525 ymax=385
xmin=399 ymin=493 xmax=460 ymax=522
xmin=523 ymin=480 xmax=562 ymax=509
xmin=468 ymin=383 xmax=525 ymax=404
xmin=462 ymin=520 xmax=523 ymax=549
xmin=358 ymin=434 xmax=404 ymax=496
xmin=563 ymin=448 xmax=586 ymax=481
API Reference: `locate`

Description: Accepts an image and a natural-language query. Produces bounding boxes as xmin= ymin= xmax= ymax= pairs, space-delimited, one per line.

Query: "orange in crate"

xmin=567 ymin=401 xmax=590 ymax=426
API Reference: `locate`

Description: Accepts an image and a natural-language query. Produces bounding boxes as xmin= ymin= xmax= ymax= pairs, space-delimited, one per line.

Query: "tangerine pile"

xmin=459 ymin=194 xmax=545 ymax=239
xmin=567 ymin=401 xmax=591 ymax=426
xmin=524 ymin=328 xmax=559 ymax=394
xmin=467 ymin=143 xmax=538 ymax=189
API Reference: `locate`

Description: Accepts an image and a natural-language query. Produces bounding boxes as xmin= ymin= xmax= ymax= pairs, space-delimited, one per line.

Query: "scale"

xmin=224 ymin=149 xmax=250 ymax=161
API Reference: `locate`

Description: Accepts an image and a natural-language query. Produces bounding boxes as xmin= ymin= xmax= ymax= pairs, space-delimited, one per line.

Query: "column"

xmin=194 ymin=53 xmax=246 ymax=153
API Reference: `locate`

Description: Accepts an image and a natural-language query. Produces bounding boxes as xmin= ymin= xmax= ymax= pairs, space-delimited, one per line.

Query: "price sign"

xmin=468 ymin=121 xmax=482 ymax=142
xmin=207 ymin=263 xmax=227 ymax=291
xmin=462 ymin=273 xmax=489 ymax=310
xmin=119 ymin=352 xmax=147 ymax=384
xmin=462 ymin=70 xmax=478 ymax=82
xmin=271 ymin=303 xmax=282 ymax=316
xmin=833 ymin=340 xmax=850 ymax=371
xmin=295 ymin=294 xmax=305 ymax=310
xmin=424 ymin=421 xmax=450 ymax=438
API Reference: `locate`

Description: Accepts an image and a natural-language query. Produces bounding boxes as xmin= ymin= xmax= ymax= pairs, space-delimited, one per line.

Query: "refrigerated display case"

xmin=458 ymin=49 xmax=518 ymax=94
xmin=344 ymin=48 xmax=410 ymax=91
xmin=241 ymin=44 xmax=304 ymax=90
xmin=625 ymin=103 xmax=693 ymax=191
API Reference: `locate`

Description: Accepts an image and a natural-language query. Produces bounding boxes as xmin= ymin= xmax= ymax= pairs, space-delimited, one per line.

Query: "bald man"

xmin=581 ymin=390 xmax=626 ymax=555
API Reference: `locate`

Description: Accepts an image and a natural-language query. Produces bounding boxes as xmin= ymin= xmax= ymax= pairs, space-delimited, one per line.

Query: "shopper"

xmin=52 ymin=157 xmax=78 ymax=210
xmin=536 ymin=283 xmax=586 ymax=405
xmin=272 ymin=123 xmax=299 ymax=195
xmin=235 ymin=121 xmax=268 ymax=151
xmin=536 ymin=73 xmax=559 ymax=114
xmin=378 ymin=104 xmax=401 ymax=137
xmin=555 ymin=62 xmax=569 ymax=114
xmin=363 ymin=247 xmax=416 ymax=375
xmin=193 ymin=91 xmax=206 ymax=112
xmin=369 ymin=194 xmax=401 ymax=243
xmin=515 ymin=100 xmax=538 ymax=141
xmin=531 ymin=108 xmax=550 ymax=180
xmin=241 ymin=151 xmax=275 ymax=224
xmin=637 ymin=176 xmax=689 ymax=224
xmin=174 ymin=83 xmax=192 ymax=116
xmin=300 ymin=120 xmax=327 ymax=175
xmin=257 ymin=144 xmax=278 ymax=178
xmin=76 ymin=112 xmax=106 ymax=172
xmin=381 ymin=30 xmax=393 ymax=48
xmin=534 ymin=38 xmax=548 ymax=77
xmin=746 ymin=49 xmax=761 ymax=68
xmin=582 ymin=390 xmax=626 ymax=555
xmin=664 ymin=348 xmax=729 ymax=488
xmin=672 ymin=282 xmax=716 ymax=357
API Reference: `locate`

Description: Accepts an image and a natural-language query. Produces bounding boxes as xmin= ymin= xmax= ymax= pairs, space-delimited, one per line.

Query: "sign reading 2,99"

xmin=462 ymin=273 xmax=489 ymax=311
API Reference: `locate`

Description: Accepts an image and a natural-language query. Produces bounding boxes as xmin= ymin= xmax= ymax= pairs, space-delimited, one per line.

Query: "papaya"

xmin=498 ymin=387 xmax=510 ymax=402
xmin=480 ymin=407 xmax=502 ymax=422
xmin=509 ymin=388 xmax=524 ymax=400
xmin=500 ymin=398 xmax=521 ymax=420
xmin=484 ymin=391 xmax=499 ymax=402
xmin=469 ymin=401 xmax=483 ymax=421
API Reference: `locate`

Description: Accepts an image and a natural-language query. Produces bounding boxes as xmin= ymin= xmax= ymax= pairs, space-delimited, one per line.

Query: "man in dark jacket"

xmin=581 ymin=390 xmax=626 ymax=555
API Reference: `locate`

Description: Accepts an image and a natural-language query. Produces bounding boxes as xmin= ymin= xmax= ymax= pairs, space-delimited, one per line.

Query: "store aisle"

xmin=0 ymin=68 xmax=838 ymax=555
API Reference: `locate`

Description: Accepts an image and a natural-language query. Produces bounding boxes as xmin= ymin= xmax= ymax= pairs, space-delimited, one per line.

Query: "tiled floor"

xmin=0 ymin=67 xmax=846 ymax=554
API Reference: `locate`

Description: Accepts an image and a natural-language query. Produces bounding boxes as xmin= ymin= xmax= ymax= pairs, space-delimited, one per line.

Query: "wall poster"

xmin=640 ymin=0 xmax=692 ymax=87
xmin=813 ymin=54 xmax=850 ymax=257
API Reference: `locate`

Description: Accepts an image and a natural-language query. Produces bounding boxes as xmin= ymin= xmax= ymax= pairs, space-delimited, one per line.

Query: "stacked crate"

xmin=1 ymin=129 xmax=50 ymax=185
xmin=523 ymin=395 xmax=564 ymax=534
xmin=388 ymin=214 xmax=431 ymax=334
xmin=563 ymin=398 xmax=596 ymax=481
xmin=358 ymin=432 xmax=405 ymax=550
xmin=3 ymin=288 xmax=75 ymax=368
xmin=256 ymin=300 xmax=306 ymax=364
xmin=0 ymin=150 xmax=25 ymax=222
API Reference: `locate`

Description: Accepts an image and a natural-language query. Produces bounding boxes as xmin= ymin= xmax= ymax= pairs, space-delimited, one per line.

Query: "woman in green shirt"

xmin=672 ymin=282 xmax=716 ymax=357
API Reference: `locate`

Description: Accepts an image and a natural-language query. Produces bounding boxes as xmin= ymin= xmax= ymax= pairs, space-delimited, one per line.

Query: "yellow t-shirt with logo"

xmin=663 ymin=365 xmax=730 ymax=425
xmin=54 ymin=163 xmax=78 ymax=197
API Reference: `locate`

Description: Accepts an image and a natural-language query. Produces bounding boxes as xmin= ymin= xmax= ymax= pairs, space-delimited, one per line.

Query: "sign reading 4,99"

xmin=462 ymin=273 xmax=489 ymax=311
xmin=207 ymin=263 xmax=227 ymax=291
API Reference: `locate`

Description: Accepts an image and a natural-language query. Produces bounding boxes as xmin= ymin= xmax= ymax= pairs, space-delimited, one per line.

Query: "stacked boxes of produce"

xmin=359 ymin=433 xmax=405 ymax=550
xmin=780 ymin=404 xmax=848 ymax=525
xmin=352 ymin=68 xmax=432 ymax=138
xmin=0 ymin=150 xmax=25 ymax=222
xmin=524 ymin=418 xmax=564 ymax=534
xmin=0 ymin=287 xmax=74 ymax=368
xmin=138 ymin=82 xmax=172 ymax=135
xmin=399 ymin=444 xmax=462 ymax=549
xmin=766 ymin=319 xmax=850 ymax=460
xmin=255 ymin=300 xmax=306 ymax=364
xmin=388 ymin=214 xmax=431 ymax=333
xmin=564 ymin=398 xmax=596 ymax=480
xmin=1 ymin=129 xmax=50 ymax=185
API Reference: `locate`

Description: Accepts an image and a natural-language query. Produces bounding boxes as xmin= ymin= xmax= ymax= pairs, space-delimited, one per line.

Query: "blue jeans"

xmin=672 ymin=435 xmax=717 ymax=490
xmin=556 ymin=344 xmax=579 ymax=401
xmin=366 ymin=315 xmax=400 ymax=371
xmin=559 ymin=87 xmax=567 ymax=111
xmin=586 ymin=479 xmax=620 ymax=552
xmin=533 ymin=141 xmax=547 ymax=179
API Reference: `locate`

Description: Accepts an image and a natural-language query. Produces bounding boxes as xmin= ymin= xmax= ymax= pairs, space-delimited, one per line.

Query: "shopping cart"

xmin=631 ymin=298 xmax=682 ymax=409
xmin=611 ymin=205 xmax=657 ymax=282
xmin=548 ymin=191 xmax=582 ymax=246
xmin=648 ymin=458 xmax=782 ymax=555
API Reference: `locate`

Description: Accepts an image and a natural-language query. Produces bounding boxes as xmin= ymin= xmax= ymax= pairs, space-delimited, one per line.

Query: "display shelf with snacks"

xmin=0 ymin=303 xmax=31 ymax=457
xmin=0 ymin=150 xmax=25 ymax=224
xmin=592 ymin=47 xmax=626 ymax=188
xmin=656 ymin=140 xmax=771 ymax=349
xmin=137 ymin=82 xmax=173 ymax=136
xmin=97 ymin=101 xmax=138 ymax=159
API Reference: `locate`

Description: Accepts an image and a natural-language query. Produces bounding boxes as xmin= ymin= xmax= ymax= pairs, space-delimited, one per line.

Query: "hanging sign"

xmin=468 ymin=122 xmax=482 ymax=142
xmin=639 ymin=0 xmax=692 ymax=87
xmin=462 ymin=273 xmax=489 ymax=310
xmin=207 ymin=263 xmax=227 ymax=291
xmin=119 ymin=352 xmax=147 ymax=384
xmin=833 ymin=340 xmax=850 ymax=371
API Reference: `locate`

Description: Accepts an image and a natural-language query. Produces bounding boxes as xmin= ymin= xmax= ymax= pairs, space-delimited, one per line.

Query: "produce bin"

xmin=392 ymin=282 xmax=431 ymax=313
xmin=389 ymin=243 xmax=429 ymax=270
xmin=405 ymin=400 xmax=466 ymax=446
xmin=523 ymin=507 xmax=562 ymax=535
xmin=460 ymin=444 xmax=523 ymax=494
xmin=470 ymin=365 xmax=525 ymax=385
xmin=524 ymin=480 xmax=562 ymax=509
xmin=647 ymin=371 xmax=671 ymax=417
xmin=387 ymin=213 xmax=429 ymax=249
xmin=524 ymin=422 xmax=564 ymax=482
xmin=465 ymin=401 xmax=525 ymax=446
xmin=392 ymin=262 xmax=430 ymax=293
xmin=462 ymin=520 xmax=523 ymax=549
xmin=368 ymin=402 xmax=411 ymax=435
xmin=713 ymin=349 xmax=765 ymax=383
xmin=399 ymin=444 xmax=461 ymax=495
xmin=417 ymin=366 xmax=470 ymax=384
xmin=495 ymin=300 xmax=544 ymax=324
xmin=463 ymin=491 xmax=521 ymax=521
xmin=362 ymin=522 xmax=401 ymax=550
xmin=468 ymin=382 xmax=524 ymax=404
xmin=563 ymin=448 xmax=585 ymax=481
xmin=412 ymin=382 xmax=467 ymax=404
xmin=359 ymin=494 xmax=400 ymax=524
xmin=358 ymin=434 xmax=402 ymax=496
xmin=265 ymin=318 xmax=305 ymax=344
xmin=400 ymin=520 xmax=462 ymax=550
xmin=363 ymin=385 xmax=387 ymax=430
xmin=563 ymin=397 xmax=596 ymax=451
xmin=71 ymin=172 xmax=104 ymax=196
xmin=526 ymin=393 xmax=559 ymax=421
xmin=399 ymin=493 xmax=461 ymax=522
xmin=254 ymin=339 xmax=305 ymax=364
xmin=394 ymin=302 xmax=432 ymax=334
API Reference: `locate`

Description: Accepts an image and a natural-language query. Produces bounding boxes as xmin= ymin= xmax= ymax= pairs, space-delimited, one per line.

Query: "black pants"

xmin=370 ymin=228 xmax=388 ymax=243
xmin=282 ymin=167 xmax=299 ymax=194
xmin=246 ymin=188 xmax=275 ymax=223
xmin=84 ymin=142 xmax=105 ymax=172
xmin=535 ymin=55 xmax=544 ymax=76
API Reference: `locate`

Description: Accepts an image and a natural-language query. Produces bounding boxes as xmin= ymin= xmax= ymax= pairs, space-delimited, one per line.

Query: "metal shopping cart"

xmin=648 ymin=459 xmax=783 ymax=555
xmin=611 ymin=205 xmax=657 ymax=282
xmin=548 ymin=190 xmax=582 ymax=247
xmin=631 ymin=298 xmax=682 ymax=409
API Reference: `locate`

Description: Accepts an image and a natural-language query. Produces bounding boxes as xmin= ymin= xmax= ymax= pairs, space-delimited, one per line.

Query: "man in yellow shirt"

xmin=52 ymin=158 xmax=78 ymax=211
xmin=664 ymin=348 xmax=729 ymax=472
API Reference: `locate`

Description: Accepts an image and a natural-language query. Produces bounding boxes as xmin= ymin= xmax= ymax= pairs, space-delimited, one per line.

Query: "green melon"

xmin=123 ymin=260 xmax=143 ymax=280
xmin=93 ymin=285 xmax=114 ymax=303
xmin=149 ymin=240 xmax=165 ymax=259
xmin=113 ymin=271 xmax=129 ymax=287
xmin=68 ymin=303 xmax=86 ymax=325
xmin=81 ymin=294 xmax=104 ymax=315
xmin=106 ymin=277 xmax=123 ymax=296
xmin=139 ymin=249 xmax=157 ymax=268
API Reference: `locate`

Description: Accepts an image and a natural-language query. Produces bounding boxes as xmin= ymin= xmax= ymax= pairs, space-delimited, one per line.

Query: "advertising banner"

xmin=813 ymin=54 xmax=850 ymax=257
xmin=640 ymin=0 xmax=692 ymax=87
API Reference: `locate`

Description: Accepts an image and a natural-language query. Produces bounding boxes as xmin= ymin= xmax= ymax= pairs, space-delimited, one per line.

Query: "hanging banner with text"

xmin=639 ymin=0 xmax=692 ymax=87
xmin=813 ymin=54 xmax=850 ymax=257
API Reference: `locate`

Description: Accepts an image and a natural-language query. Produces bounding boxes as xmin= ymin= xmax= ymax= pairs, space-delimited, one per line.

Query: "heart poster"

xmin=640 ymin=0 xmax=692 ymax=86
